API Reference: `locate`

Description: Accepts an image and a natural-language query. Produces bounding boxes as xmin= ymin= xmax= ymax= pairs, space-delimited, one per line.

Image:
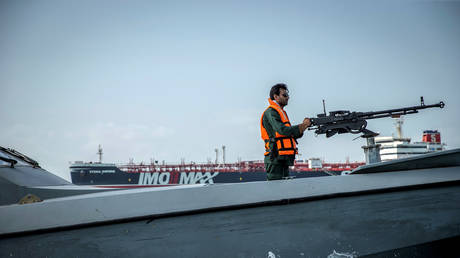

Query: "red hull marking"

xmin=172 ymin=171 xmax=179 ymax=184
xmin=95 ymin=185 xmax=179 ymax=188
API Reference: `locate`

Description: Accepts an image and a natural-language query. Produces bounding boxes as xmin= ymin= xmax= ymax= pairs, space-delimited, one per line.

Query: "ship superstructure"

xmin=375 ymin=118 xmax=445 ymax=162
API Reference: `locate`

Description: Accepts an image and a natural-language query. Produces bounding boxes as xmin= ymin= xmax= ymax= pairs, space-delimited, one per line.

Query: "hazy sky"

xmin=1 ymin=0 xmax=459 ymax=180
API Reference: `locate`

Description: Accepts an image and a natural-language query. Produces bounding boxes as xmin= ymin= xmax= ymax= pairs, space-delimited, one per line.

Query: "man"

xmin=260 ymin=83 xmax=311 ymax=180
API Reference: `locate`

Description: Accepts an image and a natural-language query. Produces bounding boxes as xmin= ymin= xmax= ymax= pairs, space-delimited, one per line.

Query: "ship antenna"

xmin=97 ymin=145 xmax=103 ymax=163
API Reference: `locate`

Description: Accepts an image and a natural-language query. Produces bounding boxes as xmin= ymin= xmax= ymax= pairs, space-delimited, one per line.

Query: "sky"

xmin=1 ymin=0 xmax=459 ymax=181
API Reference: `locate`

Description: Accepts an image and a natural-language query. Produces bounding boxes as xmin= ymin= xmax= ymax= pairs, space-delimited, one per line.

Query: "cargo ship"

xmin=70 ymin=145 xmax=364 ymax=188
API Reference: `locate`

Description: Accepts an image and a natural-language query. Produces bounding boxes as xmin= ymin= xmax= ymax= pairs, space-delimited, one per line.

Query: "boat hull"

xmin=70 ymin=165 xmax=331 ymax=187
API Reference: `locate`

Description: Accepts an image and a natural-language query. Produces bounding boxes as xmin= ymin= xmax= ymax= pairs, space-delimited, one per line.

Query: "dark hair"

xmin=269 ymin=83 xmax=288 ymax=100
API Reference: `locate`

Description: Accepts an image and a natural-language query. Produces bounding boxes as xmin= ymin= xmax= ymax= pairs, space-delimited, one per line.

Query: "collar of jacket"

xmin=268 ymin=98 xmax=283 ymax=110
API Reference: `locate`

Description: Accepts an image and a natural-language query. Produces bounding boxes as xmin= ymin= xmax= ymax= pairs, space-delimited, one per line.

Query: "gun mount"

xmin=309 ymin=97 xmax=445 ymax=138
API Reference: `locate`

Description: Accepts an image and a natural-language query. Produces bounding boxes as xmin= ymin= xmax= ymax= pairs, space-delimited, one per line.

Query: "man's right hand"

xmin=299 ymin=118 xmax=311 ymax=133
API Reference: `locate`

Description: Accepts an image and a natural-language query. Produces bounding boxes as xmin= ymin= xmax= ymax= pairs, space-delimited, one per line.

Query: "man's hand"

xmin=299 ymin=118 xmax=311 ymax=133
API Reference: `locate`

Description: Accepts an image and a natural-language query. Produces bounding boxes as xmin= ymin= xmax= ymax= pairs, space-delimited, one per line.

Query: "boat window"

xmin=0 ymin=150 xmax=30 ymax=166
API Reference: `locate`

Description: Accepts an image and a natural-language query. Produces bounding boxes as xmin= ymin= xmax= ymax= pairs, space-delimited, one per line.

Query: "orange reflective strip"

xmin=275 ymin=132 xmax=286 ymax=138
xmin=283 ymin=139 xmax=292 ymax=149
xmin=279 ymin=150 xmax=295 ymax=155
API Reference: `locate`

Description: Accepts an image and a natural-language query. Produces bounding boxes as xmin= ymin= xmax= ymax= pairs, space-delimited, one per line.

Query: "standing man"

xmin=260 ymin=83 xmax=311 ymax=180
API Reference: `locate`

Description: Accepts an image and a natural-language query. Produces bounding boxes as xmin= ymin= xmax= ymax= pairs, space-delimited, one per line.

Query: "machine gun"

xmin=309 ymin=97 xmax=445 ymax=138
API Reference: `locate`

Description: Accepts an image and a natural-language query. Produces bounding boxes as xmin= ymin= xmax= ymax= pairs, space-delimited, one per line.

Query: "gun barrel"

xmin=359 ymin=101 xmax=444 ymax=120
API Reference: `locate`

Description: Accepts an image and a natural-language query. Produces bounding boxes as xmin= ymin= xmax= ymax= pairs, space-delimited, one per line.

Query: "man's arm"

xmin=265 ymin=108 xmax=306 ymax=138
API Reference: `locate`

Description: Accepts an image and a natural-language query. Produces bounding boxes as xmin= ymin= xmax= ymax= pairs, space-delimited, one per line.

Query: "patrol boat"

xmin=0 ymin=146 xmax=115 ymax=206
xmin=1 ymin=145 xmax=460 ymax=257
xmin=70 ymin=145 xmax=364 ymax=188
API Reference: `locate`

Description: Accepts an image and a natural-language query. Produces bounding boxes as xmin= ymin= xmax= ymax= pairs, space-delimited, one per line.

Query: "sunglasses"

xmin=282 ymin=93 xmax=289 ymax=97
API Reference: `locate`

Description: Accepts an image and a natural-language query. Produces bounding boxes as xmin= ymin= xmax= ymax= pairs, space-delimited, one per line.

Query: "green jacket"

xmin=262 ymin=107 xmax=303 ymax=165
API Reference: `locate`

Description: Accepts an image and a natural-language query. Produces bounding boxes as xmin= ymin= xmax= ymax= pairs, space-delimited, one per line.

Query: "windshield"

xmin=0 ymin=148 xmax=34 ymax=167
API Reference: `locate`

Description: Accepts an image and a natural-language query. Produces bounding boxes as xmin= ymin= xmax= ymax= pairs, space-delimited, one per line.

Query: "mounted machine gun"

xmin=309 ymin=97 xmax=445 ymax=138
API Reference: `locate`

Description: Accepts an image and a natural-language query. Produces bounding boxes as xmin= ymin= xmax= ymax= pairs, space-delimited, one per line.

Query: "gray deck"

xmin=352 ymin=148 xmax=460 ymax=174
xmin=1 ymin=184 xmax=459 ymax=257
xmin=2 ymin=166 xmax=460 ymax=236
xmin=1 ymin=149 xmax=460 ymax=257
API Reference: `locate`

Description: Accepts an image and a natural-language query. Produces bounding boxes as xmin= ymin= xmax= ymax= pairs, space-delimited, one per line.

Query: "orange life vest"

xmin=260 ymin=98 xmax=298 ymax=157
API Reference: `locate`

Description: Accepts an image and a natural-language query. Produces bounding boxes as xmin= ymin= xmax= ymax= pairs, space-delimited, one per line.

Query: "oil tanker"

xmin=70 ymin=146 xmax=364 ymax=188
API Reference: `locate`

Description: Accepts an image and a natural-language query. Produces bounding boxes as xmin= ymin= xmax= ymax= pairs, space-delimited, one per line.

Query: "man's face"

xmin=275 ymin=89 xmax=289 ymax=107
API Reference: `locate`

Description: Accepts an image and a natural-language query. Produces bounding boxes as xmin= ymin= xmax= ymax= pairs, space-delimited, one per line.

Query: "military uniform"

xmin=261 ymin=99 xmax=303 ymax=180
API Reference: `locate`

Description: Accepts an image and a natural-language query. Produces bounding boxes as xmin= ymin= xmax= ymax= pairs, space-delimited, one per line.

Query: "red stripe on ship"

xmin=95 ymin=185 xmax=179 ymax=189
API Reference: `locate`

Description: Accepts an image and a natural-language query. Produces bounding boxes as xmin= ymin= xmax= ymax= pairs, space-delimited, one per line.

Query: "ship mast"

xmin=214 ymin=148 xmax=219 ymax=164
xmin=97 ymin=145 xmax=103 ymax=163
xmin=222 ymin=145 xmax=226 ymax=164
